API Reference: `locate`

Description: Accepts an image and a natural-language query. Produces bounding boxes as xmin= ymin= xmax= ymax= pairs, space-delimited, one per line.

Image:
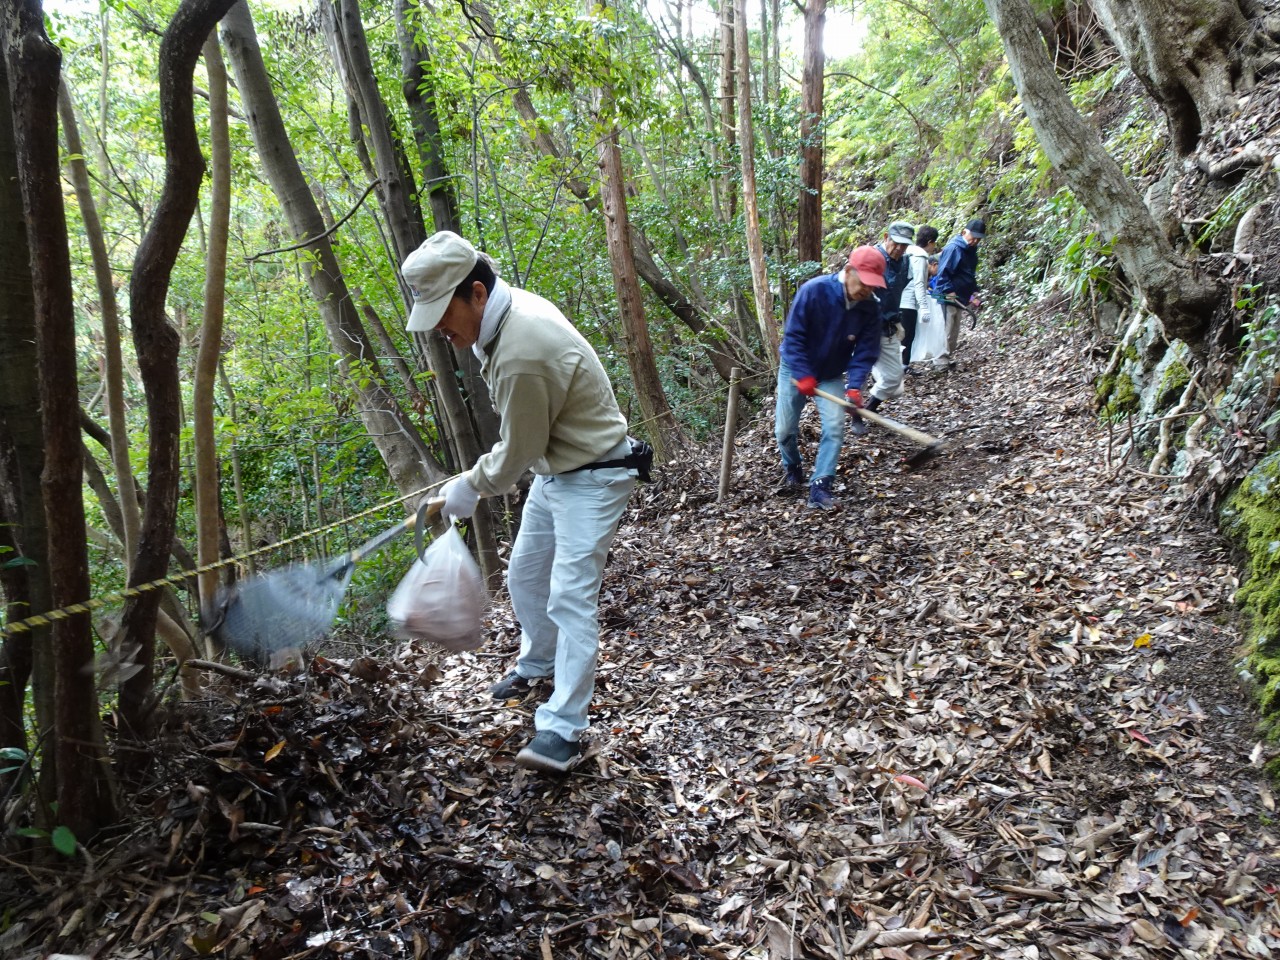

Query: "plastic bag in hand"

xmin=387 ymin=526 xmax=487 ymax=651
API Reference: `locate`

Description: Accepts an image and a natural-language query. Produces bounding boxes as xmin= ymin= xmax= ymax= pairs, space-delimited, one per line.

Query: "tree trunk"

xmin=592 ymin=78 xmax=682 ymax=456
xmin=473 ymin=7 xmax=748 ymax=383
xmin=221 ymin=0 xmax=439 ymax=501
xmin=194 ymin=30 xmax=230 ymax=641
xmin=218 ymin=361 xmax=254 ymax=574
xmin=3 ymin=0 xmax=117 ymax=835
xmin=57 ymin=81 xmax=143 ymax=561
xmin=393 ymin=0 xmax=503 ymax=453
xmin=116 ymin=0 xmax=238 ymax=740
xmin=394 ymin=0 xmax=459 ymax=236
xmin=326 ymin=0 xmax=501 ymax=580
xmin=718 ymin=0 xmax=737 ymax=222
xmin=984 ymin=0 xmax=1224 ymax=346
xmin=0 ymin=47 xmax=40 ymax=787
xmin=735 ymin=0 xmax=778 ymax=364
xmin=597 ymin=128 xmax=681 ymax=455
xmin=1091 ymin=0 xmax=1269 ymax=155
xmin=796 ymin=0 xmax=825 ymax=269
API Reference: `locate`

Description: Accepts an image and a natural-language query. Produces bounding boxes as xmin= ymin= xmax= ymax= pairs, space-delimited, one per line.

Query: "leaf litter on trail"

xmin=2 ymin=324 xmax=1279 ymax=959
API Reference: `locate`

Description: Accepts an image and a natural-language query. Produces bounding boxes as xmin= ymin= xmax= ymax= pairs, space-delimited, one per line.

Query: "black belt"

xmin=560 ymin=438 xmax=654 ymax=482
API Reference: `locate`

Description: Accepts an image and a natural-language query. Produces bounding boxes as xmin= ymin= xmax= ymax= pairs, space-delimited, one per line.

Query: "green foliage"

xmin=13 ymin=823 xmax=78 ymax=857
xmin=1222 ymin=452 xmax=1280 ymax=731
xmin=1195 ymin=180 xmax=1266 ymax=251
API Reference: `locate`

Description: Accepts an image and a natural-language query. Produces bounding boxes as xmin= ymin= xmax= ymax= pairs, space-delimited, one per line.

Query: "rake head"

xmin=210 ymin=561 xmax=354 ymax=665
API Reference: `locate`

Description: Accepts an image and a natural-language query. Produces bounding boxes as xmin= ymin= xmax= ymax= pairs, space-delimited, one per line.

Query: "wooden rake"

xmin=810 ymin=386 xmax=948 ymax=467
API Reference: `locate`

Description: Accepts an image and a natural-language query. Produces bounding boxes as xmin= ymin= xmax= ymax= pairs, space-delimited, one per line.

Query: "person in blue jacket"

xmin=775 ymin=245 xmax=885 ymax=510
xmin=930 ymin=218 xmax=986 ymax=371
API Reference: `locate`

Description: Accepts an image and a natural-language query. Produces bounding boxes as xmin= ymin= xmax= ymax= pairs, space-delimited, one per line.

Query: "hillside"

xmin=4 ymin=319 xmax=1276 ymax=958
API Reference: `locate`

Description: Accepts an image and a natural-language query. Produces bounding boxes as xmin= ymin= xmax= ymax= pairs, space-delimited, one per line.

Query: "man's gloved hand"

xmin=968 ymin=294 xmax=983 ymax=310
xmin=795 ymin=376 xmax=818 ymax=397
xmin=440 ymin=474 xmax=480 ymax=521
xmin=845 ymin=388 xmax=864 ymax=409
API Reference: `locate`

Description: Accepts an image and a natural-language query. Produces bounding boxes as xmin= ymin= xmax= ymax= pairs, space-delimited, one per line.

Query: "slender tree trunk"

xmin=796 ymin=0 xmax=826 ymax=269
xmin=983 ymin=0 xmax=1223 ymax=345
xmin=194 ymin=30 xmax=230 ymax=636
xmin=217 ymin=361 xmax=254 ymax=574
xmin=718 ymin=1 xmax=737 ymax=221
xmin=222 ymin=0 xmax=440 ymax=500
xmin=325 ymin=0 xmax=501 ymax=579
xmin=353 ymin=286 xmax=428 ymax=413
xmin=393 ymin=0 xmax=502 ymax=453
xmin=117 ymin=0 xmax=238 ymax=739
xmin=57 ymin=82 xmax=142 ymax=559
xmin=394 ymin=0 xmax=459 ymax=235
xmin=735 ymin=0 xmax=778 ymax=364
xmin=475 ymin=9 xmax=748 ymax=382
xmin=3 ymin=0 xmax=117 ymax=835
xmin=61 ymin=79 xmax=203 ymax=694
xmin=591 ymin=7 xmax=682 ymax=456
xmin=596 ymin=125 xmax=681 ymax=456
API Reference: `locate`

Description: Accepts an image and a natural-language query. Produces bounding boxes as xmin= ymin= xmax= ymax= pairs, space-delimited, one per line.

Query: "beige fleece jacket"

xmin=465 ymin=288 xmax=628 ymax=496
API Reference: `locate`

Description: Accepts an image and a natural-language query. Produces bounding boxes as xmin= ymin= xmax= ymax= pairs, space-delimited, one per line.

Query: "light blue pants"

xmin=774 ymin=362 xmax=846 ymax=482
xmin=507 ymin=447 xmax=635 ymax=742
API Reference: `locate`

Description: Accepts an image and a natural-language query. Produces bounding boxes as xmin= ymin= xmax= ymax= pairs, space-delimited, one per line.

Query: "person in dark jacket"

xmin=775 ymin=246 xmax=885 ymax=510
xmin=930 ymin=218 xmax=986 ymax=371
xmin=859 ymin=221 xmax=916 ymax=430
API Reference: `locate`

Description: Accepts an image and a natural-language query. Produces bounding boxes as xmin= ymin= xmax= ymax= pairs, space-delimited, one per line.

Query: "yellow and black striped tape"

xmin=0 ymin=483 xmax=441 ymax=639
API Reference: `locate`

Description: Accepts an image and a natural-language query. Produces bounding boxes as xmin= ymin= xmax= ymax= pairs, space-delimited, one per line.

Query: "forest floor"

xmin=4 ymin=317 xmax=1280 ymax=959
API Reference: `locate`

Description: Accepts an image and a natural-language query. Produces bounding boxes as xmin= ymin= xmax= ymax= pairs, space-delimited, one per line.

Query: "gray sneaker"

xmin=489 ymin=670 xmax=534 ymax=700
xmin=515 ymin=731 xmax=584 ymax=773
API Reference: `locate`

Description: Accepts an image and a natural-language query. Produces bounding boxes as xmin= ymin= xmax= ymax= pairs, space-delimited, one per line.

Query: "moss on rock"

xmin=1222 ymin=451 xmax=1280 ymax=730
xmin=1098 ymin=372 xmax=1140 ymax=419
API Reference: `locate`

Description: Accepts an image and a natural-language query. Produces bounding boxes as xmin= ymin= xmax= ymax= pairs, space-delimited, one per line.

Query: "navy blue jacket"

xmin=933 ymin=234 xmax=980 ymax=302
xmin=779 ymin=272 xmax=881 ymax=388
xmin=876 ymin=243 xmax=910 ymax=332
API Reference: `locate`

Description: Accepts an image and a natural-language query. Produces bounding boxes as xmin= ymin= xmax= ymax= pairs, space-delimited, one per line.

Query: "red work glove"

xmin=845 ymin=388 xmax=863 ymax=409
xmin=795 ymin=376 xmax=817 ymax=397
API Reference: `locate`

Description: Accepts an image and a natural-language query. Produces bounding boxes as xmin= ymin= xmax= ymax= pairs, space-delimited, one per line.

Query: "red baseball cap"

xmin=847 ymin=246 xmax=887 ymax=289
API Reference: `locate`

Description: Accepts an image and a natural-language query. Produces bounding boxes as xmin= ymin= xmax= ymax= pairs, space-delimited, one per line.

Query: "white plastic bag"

xmin=386 ymin=526 xmax=487 ymax=651
xmin=912 ymin=297 xmax=948 ymax=364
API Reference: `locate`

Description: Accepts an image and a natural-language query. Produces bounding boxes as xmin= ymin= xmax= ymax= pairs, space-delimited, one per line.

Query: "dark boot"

xmin=864 ymin=396 xmax=882 ymax=412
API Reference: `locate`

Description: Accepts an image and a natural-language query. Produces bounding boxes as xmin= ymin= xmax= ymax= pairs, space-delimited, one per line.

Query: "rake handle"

xmin=810 ymin=386 xmax=943 ymax=449
xmin=326 ymin=497 xmax=446 ymax=576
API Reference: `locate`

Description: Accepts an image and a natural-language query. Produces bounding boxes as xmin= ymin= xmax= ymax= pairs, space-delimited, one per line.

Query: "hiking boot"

xmin=489 ymin=670 xmax=535 ymax=700
xmin=808 ymin=476 xmax=835 ymax=510
xmin=780 ymin=464 xmax=805 ymax=493
xmin=864 ymin=396 xmax=882 ymax=413
xmin=848 ymin=414 xmax=869 ymax=437
xmin=515 ymin=731 xmax=584 ymax=773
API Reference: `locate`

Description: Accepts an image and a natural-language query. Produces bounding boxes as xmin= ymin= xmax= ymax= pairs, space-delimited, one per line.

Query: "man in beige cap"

xmin=401 ymin=231 xmax=640 ymax=773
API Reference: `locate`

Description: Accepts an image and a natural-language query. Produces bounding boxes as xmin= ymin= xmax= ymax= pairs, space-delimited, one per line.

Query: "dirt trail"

xmin=3 ymin=320 xmax=1277 ymax=958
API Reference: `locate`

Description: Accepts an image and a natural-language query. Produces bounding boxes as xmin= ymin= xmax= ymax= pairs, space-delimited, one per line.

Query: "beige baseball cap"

xmin=401 ymin=231 xmax=479 ymax=332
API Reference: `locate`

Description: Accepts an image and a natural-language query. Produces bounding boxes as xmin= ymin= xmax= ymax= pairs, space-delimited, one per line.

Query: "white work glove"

xmin=440 ymin=474 xmax=480 ymax=521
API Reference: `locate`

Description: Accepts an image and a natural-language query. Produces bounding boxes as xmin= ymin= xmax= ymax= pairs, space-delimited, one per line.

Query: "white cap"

xmin=401 ymin=231 xmax=479 ymax=332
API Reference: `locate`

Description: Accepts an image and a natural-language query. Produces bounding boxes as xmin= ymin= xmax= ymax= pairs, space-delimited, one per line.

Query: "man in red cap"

xmin=774 ymin=246 xmax=885 ymax=509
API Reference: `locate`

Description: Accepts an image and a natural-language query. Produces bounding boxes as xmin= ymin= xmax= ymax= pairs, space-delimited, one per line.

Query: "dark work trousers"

xmin=900 ymin=308 xmax=920 ymax=367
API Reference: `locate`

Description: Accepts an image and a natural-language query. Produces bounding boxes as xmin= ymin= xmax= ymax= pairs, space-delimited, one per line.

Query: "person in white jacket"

xmin=401 ymin=231 xmax=640 ymax=773
xmin=897 ymin=225 xmax=940 ymax=378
